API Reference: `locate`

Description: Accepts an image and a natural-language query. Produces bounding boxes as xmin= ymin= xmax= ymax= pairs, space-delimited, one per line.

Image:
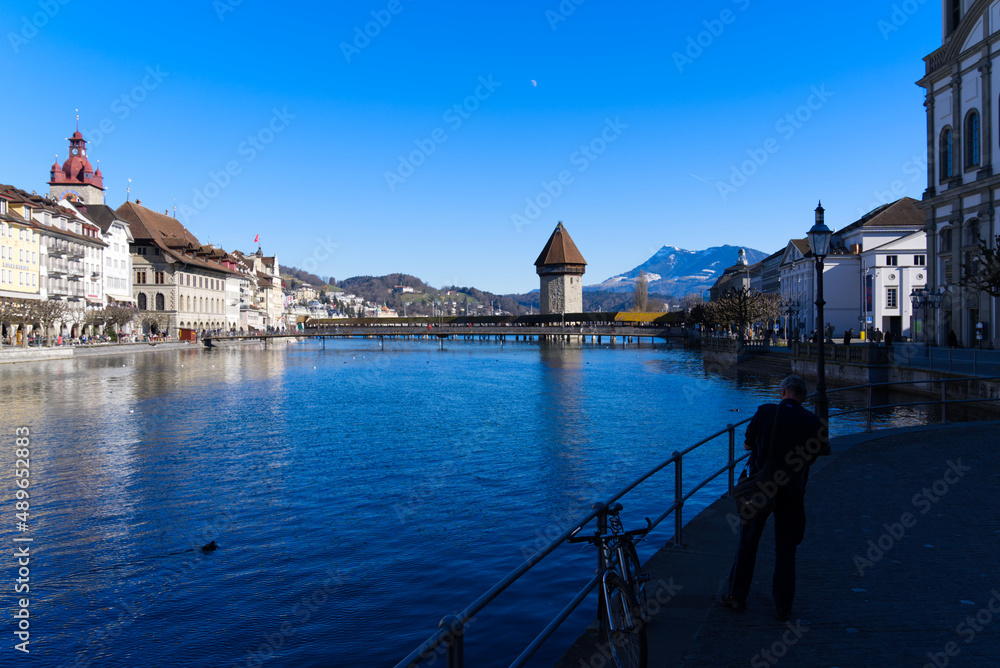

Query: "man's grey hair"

xmin=780 ymin=374 xmax=808 ymax=399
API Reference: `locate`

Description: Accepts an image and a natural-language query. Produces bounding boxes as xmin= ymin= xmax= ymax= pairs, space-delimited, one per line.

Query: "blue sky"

xmin=1 ymin=1 xmax=940 ymax=294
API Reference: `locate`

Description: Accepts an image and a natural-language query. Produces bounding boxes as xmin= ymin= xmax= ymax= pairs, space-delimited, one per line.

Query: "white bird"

xmin=531 ymin=80 xmax=537 ymax=87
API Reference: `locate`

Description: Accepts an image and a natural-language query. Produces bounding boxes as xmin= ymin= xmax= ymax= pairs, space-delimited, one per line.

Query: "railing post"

xmin=438 ymin=615 xmax=464 ymax=668
xmin=940 ymin=381 xmax=948 ymax=424
xmin=673 ymin=452 xmax=683 ymax=547
xmin=727 ymin=425 xmax=736 ymax=495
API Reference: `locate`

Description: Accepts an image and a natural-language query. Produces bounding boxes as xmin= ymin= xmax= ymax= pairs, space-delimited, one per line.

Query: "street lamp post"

xmin=808 ymin=201 xmax=833 ymax=456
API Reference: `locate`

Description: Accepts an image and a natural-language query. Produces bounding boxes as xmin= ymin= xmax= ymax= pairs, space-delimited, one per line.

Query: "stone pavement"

xmin=557 ymin=421 xmax=1000 ymax=667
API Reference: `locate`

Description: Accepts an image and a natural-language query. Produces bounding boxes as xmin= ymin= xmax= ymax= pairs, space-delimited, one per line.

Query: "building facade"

xmin=0 ymin=193 xmax=42 ymax=303
xmin=918 ymin=0 xmax=999 ymax=347
xmin=116 ymin=201 xmax=238 ymax=337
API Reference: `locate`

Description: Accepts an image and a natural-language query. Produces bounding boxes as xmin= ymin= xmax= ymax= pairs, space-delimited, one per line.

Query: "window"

xmin=965 ymin=219 xmax=981 ymax=246
xmin=885 ymin=255 xmax=898 ymax=266
xmin=949 ymin=0 xmax=961 ymax=33
xmin=939 ymin=227 xmax=953 ymax=253
xmin=914 ymin=254 xmax=926 ymax=266
xmin=138 ymin=293 xmax=147 ymax=310
xmin=136 ymin=270 xmax=147 ymax=284
xmin=940 ymin=128 xmax=954 ymax=179
xmin=155 ymin=271 xmax=165 ymax=285
xmin=156 ymin=293 xmax=165 ymax=311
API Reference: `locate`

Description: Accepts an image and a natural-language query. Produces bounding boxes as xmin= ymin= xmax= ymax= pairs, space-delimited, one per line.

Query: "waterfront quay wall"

xmin=790 ymin=342 xmax=1000 ymax=402
xmin=0 ymin=341 xmax=199 ymax=364
xmin=700 ymin=337 xmax=771 ymax=366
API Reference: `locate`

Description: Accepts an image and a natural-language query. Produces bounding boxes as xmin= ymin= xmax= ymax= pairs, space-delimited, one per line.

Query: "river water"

xmin=0 ymin=339 xmax=958 ymax=667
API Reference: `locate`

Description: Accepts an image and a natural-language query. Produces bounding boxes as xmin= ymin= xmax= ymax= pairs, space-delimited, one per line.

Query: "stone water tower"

xmin=535 ymin=222 xmax=587 ymax=314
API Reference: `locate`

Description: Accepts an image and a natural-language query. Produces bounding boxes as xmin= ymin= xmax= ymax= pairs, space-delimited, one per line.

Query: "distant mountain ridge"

xmin=588 ymin=245 xmax=768 ymax=298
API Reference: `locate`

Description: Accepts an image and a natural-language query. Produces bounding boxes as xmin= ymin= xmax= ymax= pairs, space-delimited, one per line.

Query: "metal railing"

xmin=395 ymin=420 xmax=754 ymax=668
xmin=823 ymin=375 xmax=1000 ymax=431
xmin=396 ymin=375 xmax=1000 ymax=668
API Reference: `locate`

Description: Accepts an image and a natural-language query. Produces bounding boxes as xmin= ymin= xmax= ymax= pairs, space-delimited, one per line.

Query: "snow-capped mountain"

xmin=588 ymin=245 xmax=768 ymax=298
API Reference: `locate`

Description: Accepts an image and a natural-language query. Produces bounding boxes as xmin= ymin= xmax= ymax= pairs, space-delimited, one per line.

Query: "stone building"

xmin=116 ymin=201 xmax=239 ymax=337
xmin=535 ymin=222 xmax=586 ymax=314
xmin=918 ymin=0 xmax=999 ymax=347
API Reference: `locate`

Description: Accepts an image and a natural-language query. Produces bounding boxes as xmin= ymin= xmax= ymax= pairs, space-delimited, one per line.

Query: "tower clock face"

xmin=71 ymin=148 xmax=79 ymax=156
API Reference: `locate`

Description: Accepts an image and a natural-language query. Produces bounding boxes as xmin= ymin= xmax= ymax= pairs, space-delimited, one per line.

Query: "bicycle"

xmin=568 ymin=502 xmax=652 ymax=668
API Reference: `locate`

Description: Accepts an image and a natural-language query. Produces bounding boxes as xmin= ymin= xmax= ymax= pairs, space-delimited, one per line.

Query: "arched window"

xmin=939 ymin=227 xmax=953 ymax=253
xmin=940 ymin=127 xmax=954 ymax=179
xmin=965 ymin=111 xmax=980 ymax=167
xmin=138 ymin=293 xmax=147 ymax=310
xmin=965 ymin=218 xmax=981 ymax=246
xmin=155 ymin=293 xmax=165 ymax=311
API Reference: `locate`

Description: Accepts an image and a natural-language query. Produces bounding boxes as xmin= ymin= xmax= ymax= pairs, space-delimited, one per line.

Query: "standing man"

xmin=721 ymin=375 xmax=823 ymax=620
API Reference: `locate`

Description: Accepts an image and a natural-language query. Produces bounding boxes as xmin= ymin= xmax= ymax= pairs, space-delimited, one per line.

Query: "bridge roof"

xmin=534 ymin=222 xmax=587 ymax=267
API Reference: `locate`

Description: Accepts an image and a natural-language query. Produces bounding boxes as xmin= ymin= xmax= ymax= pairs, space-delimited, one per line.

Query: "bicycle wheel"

xmin=603 ymin=573 xmax=647 ymax=668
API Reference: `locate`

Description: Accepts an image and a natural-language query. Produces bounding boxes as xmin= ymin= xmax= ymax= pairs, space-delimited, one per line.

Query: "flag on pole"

xmin=254 ymin=234 xmax=259 ymax=243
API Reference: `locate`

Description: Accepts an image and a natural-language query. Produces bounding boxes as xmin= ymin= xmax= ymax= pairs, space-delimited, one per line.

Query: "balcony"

xmin=925 ymin=45 xmax=948 ymax=76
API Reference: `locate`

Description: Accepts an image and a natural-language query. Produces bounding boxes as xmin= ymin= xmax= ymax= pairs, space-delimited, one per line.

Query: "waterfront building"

xmin=231 ymin=249 xmax=284 ymax=330
xmin=778 ymin=198 xmax=924 ymax=340
xmin=748 ymin=249 xmax=783 ymax=298
xmin=3 ymin=186 xmax=108 ymax=323
xmin=709 ymin=248 xmax=751 ymax=301
xmin=918 ymin=0 xmax=999 ymax=347
xmin=0 ymin=190 xmax=42 ymax=306
xmin=116 ymin=200 xmax=239 ymax=337
xmin=63 ymin=201 xmax=134 ymax=308
xmin=535 ymin=222 xmax=586 ymax=314
xmin=860 ymin=229 xmax=928 ymax=340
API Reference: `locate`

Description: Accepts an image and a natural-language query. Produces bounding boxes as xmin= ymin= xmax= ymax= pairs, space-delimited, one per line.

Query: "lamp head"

xmin=808 ymin=201 xmax=833 ymax=258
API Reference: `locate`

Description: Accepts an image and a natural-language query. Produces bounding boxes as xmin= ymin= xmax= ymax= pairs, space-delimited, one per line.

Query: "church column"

xmin=978 ymin=59 xmax=993 ymax=178
xmin=925 ymin=94 xmax=937 ymax=197
xmin=952 ymin=73 xmax=964 ymax=185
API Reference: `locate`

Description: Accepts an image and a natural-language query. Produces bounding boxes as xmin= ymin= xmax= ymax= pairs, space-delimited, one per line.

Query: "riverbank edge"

xmin=553 ymin=420 xmax=1000 ymax=667
xmin=0 ymin=341 xmax=204 ymax=363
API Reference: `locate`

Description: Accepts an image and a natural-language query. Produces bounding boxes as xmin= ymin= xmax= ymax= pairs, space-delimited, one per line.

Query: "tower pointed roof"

xmin=534 ymin=222 xmax=587 ymax=267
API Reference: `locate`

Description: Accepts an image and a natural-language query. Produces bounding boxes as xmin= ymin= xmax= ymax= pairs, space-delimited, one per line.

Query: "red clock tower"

xmin=48 ymin=128 xmax=105 ymax=205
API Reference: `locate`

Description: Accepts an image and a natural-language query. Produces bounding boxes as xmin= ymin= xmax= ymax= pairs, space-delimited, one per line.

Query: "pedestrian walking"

xmin=721 ymin=374 xmax=823 ymax=621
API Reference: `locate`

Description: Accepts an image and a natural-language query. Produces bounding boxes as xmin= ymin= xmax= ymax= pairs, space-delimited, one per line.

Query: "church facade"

xmin=918 ymin=0 xmax=1000 ymax=347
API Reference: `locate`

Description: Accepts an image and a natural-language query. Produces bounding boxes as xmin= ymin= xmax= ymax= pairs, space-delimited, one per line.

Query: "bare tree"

xmin=1 ymin=299 xmax=35 ymax=347
xmin=633 ymin=271 xmax=649 ymax=312
xmin=104 ymin=304 xmax=136 ymax=341
xmin=960 ymin=234 xmax=1000 ymax=297
xmin=0 ymin=298 xmax=14 ymax=347
xmin=711 ymin=288 xmax=781 ymax=342
xmin=31 ymin=300 xmax=70 ymax=346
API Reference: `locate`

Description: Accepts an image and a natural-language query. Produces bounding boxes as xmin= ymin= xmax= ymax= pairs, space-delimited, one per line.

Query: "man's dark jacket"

xmin=744 ymin=399 xmax=822 ymax=492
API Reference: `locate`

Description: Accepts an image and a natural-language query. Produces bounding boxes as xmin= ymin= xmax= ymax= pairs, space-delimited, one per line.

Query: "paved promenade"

xmin=558 ymin=421 xmax=1000 ymax=667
